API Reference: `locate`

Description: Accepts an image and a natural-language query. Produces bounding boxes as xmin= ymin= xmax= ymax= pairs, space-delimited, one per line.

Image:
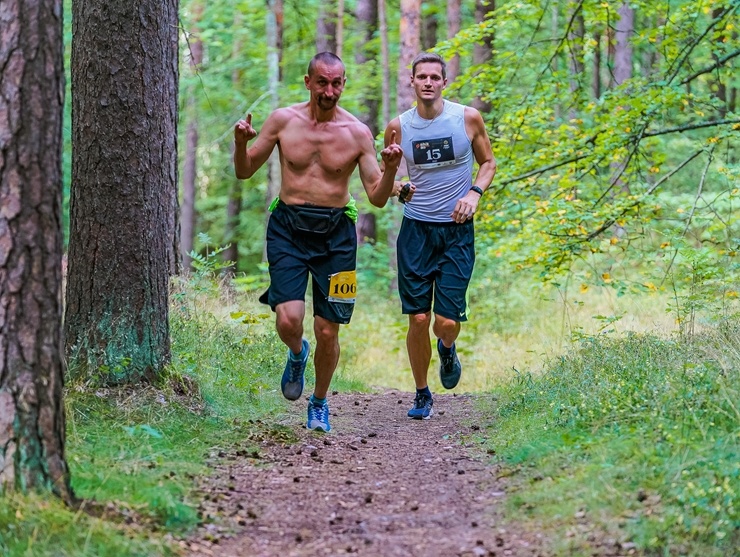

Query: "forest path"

xmin=183 ymin=391 xmax=546 ymax=557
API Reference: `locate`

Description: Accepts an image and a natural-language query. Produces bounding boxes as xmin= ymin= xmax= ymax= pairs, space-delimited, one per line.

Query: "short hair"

xmin=412 ymin=52 xmax=447 ymax=80
xmin=307 ymin=52 xmax=345 ymax=77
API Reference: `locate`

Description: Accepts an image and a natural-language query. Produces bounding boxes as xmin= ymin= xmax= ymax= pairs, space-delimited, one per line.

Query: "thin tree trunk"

xmin=67 ymin=0 xmax=178 ymax=382
xmin=223 ymin=9 xmax=245 ymax=272
xmin=613 ymin=2 xmax=634 ymax=86
xmin=390 ymin=0 xmax=421 ymax=290
xmin=422 ymin=5 xmax=438 ymax=51
xmin=378 ymin=0 xmax=391 ymax=125
xmin=355 ymin=0 xmax=379 ymax=136
xmin=592 ymin=30 xmax=602 ymax=98
xmin=0 ymin=0 xmax=73 ymax=503
xmin=264 ymin=0 xmax=283 ymax=262
xmin=566 ymin=1 xmax=584 ymax=118
xmin=446 ymin=0 xmax=461 ymax=82
xmin=317 ymin=0 xmax=338 ymax=53
xmin=472 ymin=0 xmax=495 ymax=113
xmin=181 ymin=1 xmax=204 ymax=272
xmin=337 ymin=0 xmax=345 ymax=58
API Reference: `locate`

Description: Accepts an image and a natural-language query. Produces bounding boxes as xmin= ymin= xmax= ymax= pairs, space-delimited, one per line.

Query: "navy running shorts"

xmin=396 ymin=217 xmax=474 ymax=321
xmin=259 ymin=201 xmax=357 ymax=324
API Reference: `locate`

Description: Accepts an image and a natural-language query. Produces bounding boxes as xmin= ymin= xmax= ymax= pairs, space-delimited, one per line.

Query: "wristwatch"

xmin=470 ymin=186 xmax=484 ymax=196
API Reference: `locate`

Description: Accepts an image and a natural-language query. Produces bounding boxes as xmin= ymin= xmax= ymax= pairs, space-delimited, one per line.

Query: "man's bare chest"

xmin=279 ymin=126 xmax=360 ymax=173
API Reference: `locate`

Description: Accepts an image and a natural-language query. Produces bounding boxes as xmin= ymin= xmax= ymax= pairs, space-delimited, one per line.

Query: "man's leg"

xmin=407 ymin=311 xmax=433 ymax=388
xmin=276 ymin=301 xmax=309 ymax=401
xmin=432 ymin=314 xmax=461 ymax=349
xmin=433 ymin=313 xmax=463 ymax=390
xmin=312 ymin=315 xmax=340 ymax=399
xmin=275 ymin=300 xmax=306 ymax=353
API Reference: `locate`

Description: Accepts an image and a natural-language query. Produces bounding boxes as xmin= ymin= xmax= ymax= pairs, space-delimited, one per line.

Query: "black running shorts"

xmin=259 ymin=201 xmax=357 ymax=324
xmin=397 ymin=217 xmax=474 ymax=321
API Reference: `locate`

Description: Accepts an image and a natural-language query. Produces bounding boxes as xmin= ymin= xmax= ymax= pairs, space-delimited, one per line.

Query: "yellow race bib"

xmin=328 ymin=270 xmax=357 ymax=303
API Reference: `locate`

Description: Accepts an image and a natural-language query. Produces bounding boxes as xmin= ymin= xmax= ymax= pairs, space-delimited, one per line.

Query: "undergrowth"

xmin=481 ymin=322 xmax=740 ymax=556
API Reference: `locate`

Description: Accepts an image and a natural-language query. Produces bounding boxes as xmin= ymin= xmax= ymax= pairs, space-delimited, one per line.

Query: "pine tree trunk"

xmin=355 ymin=0 xmax=380 ymax=136
xmin=0 ymin=0 xmax=73 ymax=502
xmin=181 ymin=1 xmax=204 ymax=272
xmin=472 ymin=0 xmax=495 ymax=113
xmin=317 ymin=0 xmax=338 ymax=53
xmin=446 ymin=0 xmax=461 ymax=82
xmin=66 ymin=0 xmax=179 ymax=383
xmin=613 ymin=2 xmax=634 ymax=86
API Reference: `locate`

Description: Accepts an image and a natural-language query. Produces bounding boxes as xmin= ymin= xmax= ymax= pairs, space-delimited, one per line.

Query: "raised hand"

xmin=234 ymin=113 xmax=257 ymax=143
xmin=381 ymin=129 xmax=403 ymax=170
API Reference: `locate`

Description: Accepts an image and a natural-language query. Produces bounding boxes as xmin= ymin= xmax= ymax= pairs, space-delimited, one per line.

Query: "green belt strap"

xmin=268 ymin=196 xmax=359 ymax=224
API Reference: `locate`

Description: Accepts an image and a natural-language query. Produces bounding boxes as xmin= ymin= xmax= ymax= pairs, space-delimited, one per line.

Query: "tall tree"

xmin=566 ymin=0 xmax=584 ymax=118
xmin=317 ymin=0 xmax=338 ymax=53
xmin=472 ymin=0 xmax=495 ymax=113
xmin=378 ymin=0 xmax=391 ymax=125
xmin=389 ymin=0 xmax=421 ymax=289
xmin=613 ymin=2 xmax=634 ymax=86
xmin=223 ymin=9 xmax=246 ymax=272
xmin=66 ymin=0 xmax=179 ymax=383
xmin=421 ymin=2 xmax=438 ymax=51
xmin=355 ymin=0 xmax=380 ymax=136
xmin=0 ymin=0 xmax=73 ymax=502
xmin=263 ymin=0 xmax=284 ymax=261
xmin=446 ymin=0 xmax=461 ymax=82
xmin=181 ymin=1 xmax=204 ymax=272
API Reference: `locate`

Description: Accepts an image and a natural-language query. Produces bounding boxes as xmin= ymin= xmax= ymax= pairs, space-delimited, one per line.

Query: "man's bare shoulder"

xmin=335 ymin=107 xmax=373 ymax=140
xmin=267 ymin=103 xmax=309 ymax=125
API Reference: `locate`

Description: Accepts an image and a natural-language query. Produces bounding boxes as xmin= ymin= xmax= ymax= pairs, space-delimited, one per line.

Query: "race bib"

xmin=412 ymin=136 xmax=455 ymax=168
xmin=328 ymin=270 xmax=357 ymax=303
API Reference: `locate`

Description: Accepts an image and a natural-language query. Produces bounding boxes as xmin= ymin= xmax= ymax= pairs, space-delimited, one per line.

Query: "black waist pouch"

xmin=282 ymin=204 xmax=346 ymax=235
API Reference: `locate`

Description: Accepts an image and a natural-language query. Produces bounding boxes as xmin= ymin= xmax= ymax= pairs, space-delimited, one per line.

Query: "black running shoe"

xmin=438 ymin=338 xmax=462 ymax=389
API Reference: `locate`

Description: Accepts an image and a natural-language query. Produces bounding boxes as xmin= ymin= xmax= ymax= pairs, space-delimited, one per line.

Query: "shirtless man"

xmin=234 ymin=52 xmax=404 ymax=432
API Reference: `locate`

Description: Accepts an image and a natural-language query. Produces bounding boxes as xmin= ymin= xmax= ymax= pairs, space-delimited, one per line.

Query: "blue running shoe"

xmin=438 ymin=339 xmax=462 ymax=389
xmin=407 ymin=392 xmax=433 ymax=419
xmin=306 ymin=400 xmax=331 ymax=432
xmin=281 ymin=339 xmax=309 ymax=401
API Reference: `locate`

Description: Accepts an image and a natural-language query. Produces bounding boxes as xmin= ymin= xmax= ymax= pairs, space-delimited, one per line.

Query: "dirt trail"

xmin=184 ymin=391 xmax=547 ymax=557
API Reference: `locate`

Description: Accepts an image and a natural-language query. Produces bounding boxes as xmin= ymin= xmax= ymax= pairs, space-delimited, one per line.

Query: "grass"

xmin=476 ymin=324 xmax=740 ymax=556
xmin=1 ymin=263 xmax=737 ymax=556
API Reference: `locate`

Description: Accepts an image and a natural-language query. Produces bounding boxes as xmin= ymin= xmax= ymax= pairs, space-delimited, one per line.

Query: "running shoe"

xmin=407 ymin=392 xmax=434 ymax=419
xmin=438 ymin=338 xmax=462 ymax=389
xmin=281 ymin=338 xmax=309 ymax=401
xmin=306 ymin=400 xmax=331 ymax=432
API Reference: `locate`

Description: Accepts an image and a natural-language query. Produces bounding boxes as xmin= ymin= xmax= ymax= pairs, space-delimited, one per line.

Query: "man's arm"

xmin=450 ymin=107 xmax=496 ymax=223
xmin=466 ymin=107 xmax=497 ymax=193
xmin=357 ymin=122 xmax=403 ymax=208
xmin=234 ymin=111 xmax=283 ymax=179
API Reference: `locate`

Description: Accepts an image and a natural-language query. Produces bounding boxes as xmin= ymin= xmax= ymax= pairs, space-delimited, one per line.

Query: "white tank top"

xmin=399 ymin=100 xmax=474 ymax=222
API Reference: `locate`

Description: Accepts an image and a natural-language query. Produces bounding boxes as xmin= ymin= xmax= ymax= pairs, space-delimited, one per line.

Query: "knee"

xmin=276 ymin=313 xmax=302 ymax=335
xmin=314 ymin=320 xmax=339 ymax=345
xmin=409 ymin=312 xmax=432 ymax=330
xmin=433 ymin=315 xmax=457 ymax=336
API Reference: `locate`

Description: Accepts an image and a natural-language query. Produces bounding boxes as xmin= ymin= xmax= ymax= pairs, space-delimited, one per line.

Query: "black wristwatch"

xmin=470 ymin=186 xmax=484 ymax=196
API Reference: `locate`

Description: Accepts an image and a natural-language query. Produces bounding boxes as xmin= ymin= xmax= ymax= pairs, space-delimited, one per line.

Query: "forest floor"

xmin=180 ymin=391 xmax=631 ymax=557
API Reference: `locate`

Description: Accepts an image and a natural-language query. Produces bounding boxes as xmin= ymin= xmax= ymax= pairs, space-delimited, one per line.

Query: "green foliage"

xmin=483 ymin=326 xmax=740 ymax=554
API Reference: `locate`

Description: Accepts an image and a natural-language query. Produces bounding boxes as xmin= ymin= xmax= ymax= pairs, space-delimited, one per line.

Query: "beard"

xmin=318 ymin=96 xmax=338 ymax=109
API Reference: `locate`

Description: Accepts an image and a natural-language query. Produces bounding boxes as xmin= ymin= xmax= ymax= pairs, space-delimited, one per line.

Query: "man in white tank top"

xmin=383 ymin=52 xmax=497 ymax=420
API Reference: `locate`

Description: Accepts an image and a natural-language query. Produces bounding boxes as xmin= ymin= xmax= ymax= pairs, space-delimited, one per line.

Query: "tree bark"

xmin=181 ymin=1 xmax=204 ymax=272
xmin=264 ymin=0 xmax=284 ymax=262
xmin=422 ymin=4 xmax=438 ymax=51
xmin=0 ymin=0 xmax=73 ymax=502
xmin=67 ymin=0 xmax=179 ymax=383
xmin=592 ymin=30 xmax=602 ymax=98
xmin=613 ymin=2 xmax=634 ymax=86
xmin=472 ymin=0 xmax=495 ymax=113
xmin=223 ymin=8 xmax=246 ymax=272
xmin=355 ymin=0 xmax=380 ymax=136
xmin=390 ymin=0 xmax=421 ymax=290
xmin=317 ymin=0 xmax=338 ymax=53
xmin=378 ymin=0 xmax=391 ymax=126
xmin=446 ymin=0 xmax=461 ymax=82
